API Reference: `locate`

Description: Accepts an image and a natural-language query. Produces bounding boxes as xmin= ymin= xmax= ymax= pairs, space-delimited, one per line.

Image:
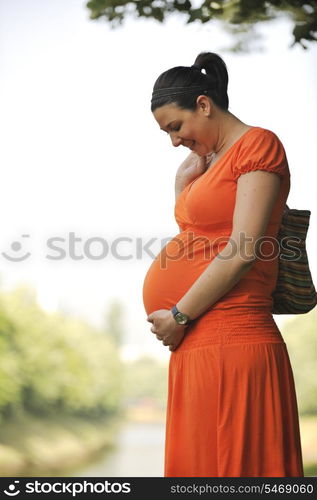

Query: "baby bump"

xmin=142 ymin=231 xmax=222 ymax=315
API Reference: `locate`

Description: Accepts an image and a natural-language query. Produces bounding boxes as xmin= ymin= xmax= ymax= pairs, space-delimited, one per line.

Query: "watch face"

xmin=175 ymin=312 xmax=189 ymax=325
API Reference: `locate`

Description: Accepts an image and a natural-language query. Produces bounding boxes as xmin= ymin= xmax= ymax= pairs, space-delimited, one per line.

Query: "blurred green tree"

xmin=0 ymin=285 xmax=123 ymax=420
xmin=281 ymin=307 xmax=317 ymax=415
xmin=86 ymin=0 xmax=317 ymax=49
xmin=0 ymin=312 xmax=22 ymax=419
xmin=102 ymin=299 xmax=125 ymax=347
xmin=122 ymin=355 xmax=168 ymax=407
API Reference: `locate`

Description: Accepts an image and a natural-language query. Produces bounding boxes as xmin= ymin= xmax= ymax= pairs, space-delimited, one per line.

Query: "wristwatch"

xmin=171 ymin=305 xmax=191 ymax=326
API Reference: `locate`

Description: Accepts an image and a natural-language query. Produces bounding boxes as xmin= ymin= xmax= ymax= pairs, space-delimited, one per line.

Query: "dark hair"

xmin=151 ymin=52 xmax=229 ymax=113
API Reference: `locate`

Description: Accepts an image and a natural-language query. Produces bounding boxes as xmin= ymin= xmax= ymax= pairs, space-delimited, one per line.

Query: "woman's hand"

xmin=175 ymin=152 xmax=213 ymax=198
xmin=147 ymin=309 xmax=186 ymax=352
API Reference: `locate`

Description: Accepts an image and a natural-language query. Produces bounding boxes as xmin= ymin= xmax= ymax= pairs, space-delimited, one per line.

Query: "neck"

xmin=210 ymin=110 xmax=250 ymax=155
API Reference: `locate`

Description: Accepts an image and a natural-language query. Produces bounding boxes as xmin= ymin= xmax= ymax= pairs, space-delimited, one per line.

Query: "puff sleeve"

xmin=232 ymin=129 xmax=288 ymax=181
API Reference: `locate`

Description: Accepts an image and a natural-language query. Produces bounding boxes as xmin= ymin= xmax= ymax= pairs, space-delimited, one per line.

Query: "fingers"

xmin=151 ymin=326 xmax=164 ymax=341
xmin=206 ymin=152 xmax=215 ymax=168
xmin=156 ymin=335 xmax=174 ymax=349
xmin=155 ymin=333 xmax=167 ymax=344
xmin=154 ymin=332 xmax=170 ymax=346
xmin=149 ymin=322 xmax=173 ymax=348
xmin=150 ymin=325 xmax=162 ymax=340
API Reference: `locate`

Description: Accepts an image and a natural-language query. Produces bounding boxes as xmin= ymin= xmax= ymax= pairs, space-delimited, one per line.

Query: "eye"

xmin=162 ymin=123 xmax=181 ymax=134
xmin=170 ymin=124 xmax=181 ymax=132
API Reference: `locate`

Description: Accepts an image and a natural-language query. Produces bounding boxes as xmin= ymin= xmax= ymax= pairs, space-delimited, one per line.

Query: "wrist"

xmin=176 ymin=301 xmax=196 ymax=320
xmin=171 ymin=305 xmax=191 ymax=326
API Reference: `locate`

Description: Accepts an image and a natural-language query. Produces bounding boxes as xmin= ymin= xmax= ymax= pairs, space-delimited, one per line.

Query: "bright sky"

xmin=1 ymin=0 xmax=316 ymax=361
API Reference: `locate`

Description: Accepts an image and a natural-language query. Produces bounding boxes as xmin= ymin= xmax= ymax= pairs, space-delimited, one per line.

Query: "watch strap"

xmin=171 ymin=305 xmax=179 ymax=318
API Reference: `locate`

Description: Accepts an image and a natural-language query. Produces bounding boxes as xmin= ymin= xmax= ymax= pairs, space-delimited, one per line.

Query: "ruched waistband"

xmin=177 ymin=307 xmax=284 ymax=351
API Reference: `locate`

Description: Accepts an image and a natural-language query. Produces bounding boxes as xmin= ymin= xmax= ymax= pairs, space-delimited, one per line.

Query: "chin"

xmin=193 ymin=146 xmax=206 ymax=157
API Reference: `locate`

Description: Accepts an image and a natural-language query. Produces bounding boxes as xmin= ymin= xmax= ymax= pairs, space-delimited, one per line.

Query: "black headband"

xmin=151 ymin=86 xmax=209 ymax=103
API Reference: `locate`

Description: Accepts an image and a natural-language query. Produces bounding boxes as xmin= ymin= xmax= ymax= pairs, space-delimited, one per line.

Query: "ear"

xmin=196 ymin=95 xmax=212 ymax=117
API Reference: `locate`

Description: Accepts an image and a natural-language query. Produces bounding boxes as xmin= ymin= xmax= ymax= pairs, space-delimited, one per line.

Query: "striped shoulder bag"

xmin=272 ymin=205 xmax=317 ymax=314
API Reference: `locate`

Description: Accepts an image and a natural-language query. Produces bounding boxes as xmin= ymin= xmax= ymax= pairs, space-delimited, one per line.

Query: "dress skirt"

xmin=164 ymin=307 xmax=304 ymax=477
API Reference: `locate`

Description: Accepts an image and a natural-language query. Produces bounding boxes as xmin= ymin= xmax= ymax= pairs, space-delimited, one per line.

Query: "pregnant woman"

xmin=142 ymin=52 xmax=304 ymax=477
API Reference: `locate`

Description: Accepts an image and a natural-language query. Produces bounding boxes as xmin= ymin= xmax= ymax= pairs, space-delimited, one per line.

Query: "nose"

xmin=170 ymin=134 xmax=182 ymax=148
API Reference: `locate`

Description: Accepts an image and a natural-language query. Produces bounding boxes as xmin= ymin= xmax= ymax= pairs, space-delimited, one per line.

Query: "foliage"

xmin=0 ymin=315 xmax=22 ymax=413
xmin=86 ymin=0 xmax=317 ymax=49
xmin=102 ymin=299 xmax=125 ymax=347
xmin=281 ymin=307 xmax=317 ymax=415
xmin=122 ymin=355 xmax=168 ymax=407
xmin=0 ymin=285 xmax=123 ymax=421
xmin=0 ymin=282 xmax=315 ymax=425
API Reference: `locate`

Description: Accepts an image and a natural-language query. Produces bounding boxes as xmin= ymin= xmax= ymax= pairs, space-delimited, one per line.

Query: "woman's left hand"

xmin=147 ymin=309 xmax=186 ymax=351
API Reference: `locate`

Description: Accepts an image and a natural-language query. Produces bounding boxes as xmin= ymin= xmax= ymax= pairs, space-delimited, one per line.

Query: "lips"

xmin=181 ymin=140 xmax=195 ymax=150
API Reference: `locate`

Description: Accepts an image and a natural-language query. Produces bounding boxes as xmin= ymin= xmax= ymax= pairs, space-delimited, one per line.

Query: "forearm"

xmin=176 ymin=244 xmax=255 ymax=320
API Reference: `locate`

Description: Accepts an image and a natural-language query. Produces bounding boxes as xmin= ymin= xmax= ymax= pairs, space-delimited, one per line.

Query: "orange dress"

xmin=142 ymin=127 xmax=304 ymax=477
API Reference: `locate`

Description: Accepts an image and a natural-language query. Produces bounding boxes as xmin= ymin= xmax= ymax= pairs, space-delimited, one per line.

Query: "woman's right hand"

xmin=175 ymin=152 xmax=213 ymax=198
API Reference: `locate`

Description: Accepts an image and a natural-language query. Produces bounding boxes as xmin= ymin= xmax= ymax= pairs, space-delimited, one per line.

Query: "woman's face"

xmin=153 ymin=98 xmax=214 ymax=156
